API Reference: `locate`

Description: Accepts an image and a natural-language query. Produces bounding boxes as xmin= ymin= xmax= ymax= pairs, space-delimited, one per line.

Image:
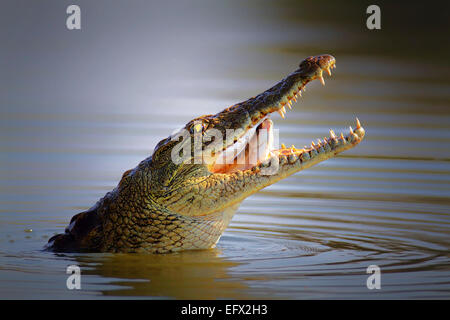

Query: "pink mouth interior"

xmin=209 ymin=118 xmax=273 ymax=174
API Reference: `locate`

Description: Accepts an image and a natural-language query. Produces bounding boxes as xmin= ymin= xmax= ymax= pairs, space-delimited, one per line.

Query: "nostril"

xmin=316 ymin=54 xmax=336 ymax=68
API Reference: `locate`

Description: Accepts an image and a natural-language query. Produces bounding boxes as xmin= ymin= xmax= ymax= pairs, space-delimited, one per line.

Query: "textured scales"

xmin=46 ymin=55 xmax=365 ymax=253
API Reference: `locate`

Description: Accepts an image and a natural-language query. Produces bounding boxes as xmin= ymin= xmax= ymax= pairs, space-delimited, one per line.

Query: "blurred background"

xmin=0 ymin=0 xmax=449 ymax=299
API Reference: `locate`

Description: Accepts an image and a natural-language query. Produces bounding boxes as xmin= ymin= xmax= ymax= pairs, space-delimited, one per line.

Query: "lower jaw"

xmin=210 ymin=116 xmax=365 ymax=175
xmin=257 ymin=123 xmax=365 ymax=176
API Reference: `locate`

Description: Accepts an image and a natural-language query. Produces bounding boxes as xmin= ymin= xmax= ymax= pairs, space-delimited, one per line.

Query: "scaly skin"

xmin=46 ymin=55 xmax=365 ymax=253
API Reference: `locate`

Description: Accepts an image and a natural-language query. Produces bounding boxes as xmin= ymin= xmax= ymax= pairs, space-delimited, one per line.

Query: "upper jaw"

xmin=205 ymin=54 xmax=338 ymax=172
xmin=207 ymin=55 xmax=336 ymax=151
xmin=268 ymin=54 xmax=336 ymax=119
xmin=246 ymin=54 xmax=336 ymax=122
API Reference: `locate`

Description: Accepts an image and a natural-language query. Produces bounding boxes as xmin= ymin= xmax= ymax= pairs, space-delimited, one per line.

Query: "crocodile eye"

xmin=194 ymin=123 xmax=203 ymax=132
xmin=191 ymin=122 xmax=204 ymax=134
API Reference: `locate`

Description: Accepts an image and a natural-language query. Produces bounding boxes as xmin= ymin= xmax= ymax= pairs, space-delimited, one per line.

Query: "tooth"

xmin=356 ymin=117 xmax=361 ymax=129
xmin=319 ymin=75 xmax=325 ymax=86
xmin=278 ymin=110 xmax=285 ymax=118
xmin=288 ymin=154 xmax=297 ymax=163
xmin=286 ymin=102 xmax=291 ymax=109
xmin=329 ymin=129 xmax=336 ymax=139
xmin=292 ymin=96 xmax=297 ymax=103
xmin=317 ymin=139 xmax=322 ymax=146
xmin=281 ymin=143 xmax=286 ymax=149
xmin=340 ymin=133 xmax=345 ymax=140
xmin=282 ymin=106 xmax=286 ymax=113
xmin=326 ymin=68 xmax=331 ymax=76
xmin=311 ymin=141 xmax=316 ymax=148
xmin=349 ymin=126 xmax=354 ymax=134
xmin=324 ymin=137 xmax=328 ymax=144
xmin=340 ymin=133 xmax=346 ymax=144
xmin=298 ymin=90 xmax=302 ymax=97
xmin=260 ymin=159 xmax=271 ymax=167
xmin=291 ymin=145 xmax=296 ymax=150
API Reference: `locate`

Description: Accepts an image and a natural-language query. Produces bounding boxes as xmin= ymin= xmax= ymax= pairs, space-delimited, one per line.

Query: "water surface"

xmin=0 ymin=0 xmax=449 ymax=299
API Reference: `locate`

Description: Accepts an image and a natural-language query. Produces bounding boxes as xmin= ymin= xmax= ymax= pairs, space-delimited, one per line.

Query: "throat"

xmin=184 ymin=202 xmax=241 ymax=250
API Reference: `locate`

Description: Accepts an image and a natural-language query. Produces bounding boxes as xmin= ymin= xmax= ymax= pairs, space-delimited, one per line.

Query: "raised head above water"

xmin=47 ymin=54 xmax=365 ymax=253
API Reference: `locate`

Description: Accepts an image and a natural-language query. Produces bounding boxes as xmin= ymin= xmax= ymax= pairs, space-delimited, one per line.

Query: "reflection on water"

xmin=74 ymin=249 xmax=248 ymax=299
xmin=0 ymin=0 xmax=449 ymax=299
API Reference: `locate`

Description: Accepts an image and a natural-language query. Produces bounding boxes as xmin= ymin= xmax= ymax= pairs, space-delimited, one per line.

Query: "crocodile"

xmin=46 ymin=54 xmax=365 ymax=253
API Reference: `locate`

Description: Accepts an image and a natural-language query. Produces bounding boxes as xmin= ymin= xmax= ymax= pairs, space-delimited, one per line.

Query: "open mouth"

xmin=208 ymin=55 xmax=365 ymax=174
xmin=210 ymin=116 xmax=274 ymax=173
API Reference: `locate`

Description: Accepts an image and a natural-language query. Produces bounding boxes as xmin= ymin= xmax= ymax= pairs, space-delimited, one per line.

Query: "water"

xmin=0 ymin=1 xmax=449 ymax=299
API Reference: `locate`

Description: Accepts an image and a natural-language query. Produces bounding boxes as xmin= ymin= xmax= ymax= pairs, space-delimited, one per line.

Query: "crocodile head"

xmin=149 ymin=55 xmax=365 ymax=219
xmin=47 ymin=54 xmax=366 ymax=253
